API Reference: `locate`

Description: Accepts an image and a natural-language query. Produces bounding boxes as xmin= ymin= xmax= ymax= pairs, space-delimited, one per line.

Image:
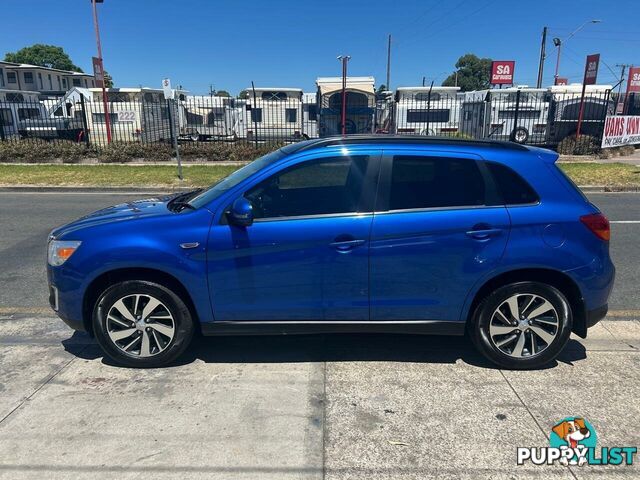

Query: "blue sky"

xmin=1 ymin=0 xmax=638 ymax=95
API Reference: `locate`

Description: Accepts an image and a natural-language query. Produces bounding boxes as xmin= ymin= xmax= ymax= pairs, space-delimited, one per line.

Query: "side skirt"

xmin=200 ymin=320 xmax=466 ymax=337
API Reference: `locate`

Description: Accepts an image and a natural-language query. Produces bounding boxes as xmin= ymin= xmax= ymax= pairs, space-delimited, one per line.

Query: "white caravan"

xmin=245 ymin=88 xmax=304 ymax=141
xmin=302 ymin=92 xmax=318 ymax=138
xmin=84 ymin=88 xmax=187 ymax=145
xmin=393 ymin=86 xmax=461 ymax=135
xmin=181 ymin=95 xmax=246 ymax=141
xmin=460 ymin=87 xmax=549 ymax=144
xmin=316 ymin=77 xmax=376 ymax=136
xmin=0 ymin=89 xmax=46 ymax=139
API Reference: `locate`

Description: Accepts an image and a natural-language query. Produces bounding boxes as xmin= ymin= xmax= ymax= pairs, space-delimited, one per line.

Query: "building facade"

xmin=0 ymin=61 xmax=96 ymax=96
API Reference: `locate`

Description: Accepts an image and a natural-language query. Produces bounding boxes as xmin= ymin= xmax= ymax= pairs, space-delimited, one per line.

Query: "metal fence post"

xmin=510 ymin=89 xmax=521 ymax=142
xmin=166 ymin=99 xmax=182 ymax=180
xmin=0 ymin=106 xmax=5 ymax=142
xmin=79 ymin=94 xmax=90 ymax=148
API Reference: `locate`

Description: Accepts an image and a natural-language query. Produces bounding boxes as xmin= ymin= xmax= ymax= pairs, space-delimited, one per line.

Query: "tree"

xmin=103 ymin=71 xmax=114 ymax=88
xmin=376 ymin=84 xmax=387 ymax=93
xmin=442 ymin=54 xmax=492 ymax=92
xmin=214 ymin=90 xmax=230 ymax=97
xmin=4 ymin=44 xmax=83 ymax=72
xmin=238 ymin=90 xmax=250 ymax=99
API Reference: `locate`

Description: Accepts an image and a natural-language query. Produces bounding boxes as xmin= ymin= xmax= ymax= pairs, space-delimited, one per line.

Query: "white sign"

xmin=162 ymin=78 xmax=174 ymax=100
xmin=117 ymin=111 xmax=136 ymax=123
xmin=601 ymin=115 xmax=640 ymax=148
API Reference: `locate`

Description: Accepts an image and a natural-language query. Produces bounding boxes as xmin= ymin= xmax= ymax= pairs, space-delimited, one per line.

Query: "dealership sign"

xmin=92 ymin=57 xmax=104 ymax=88
xmin=491 ymin=61 xmax=515 ymax=85
xmin=584 ymin=54 xmax=600 ymax=85
xmin=601 ymin=115 xmax=640 ymax=148
xmin=627 ymin=66 xmax=640 ymax=93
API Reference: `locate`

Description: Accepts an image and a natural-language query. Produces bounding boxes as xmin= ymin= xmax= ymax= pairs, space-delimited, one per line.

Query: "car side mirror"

xmin=227 ymin=197 xmax=254 ymax=227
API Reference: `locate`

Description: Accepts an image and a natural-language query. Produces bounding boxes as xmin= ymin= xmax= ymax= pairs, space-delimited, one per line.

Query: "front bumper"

xmin=47 ymin=264 xmax=87 ymax=332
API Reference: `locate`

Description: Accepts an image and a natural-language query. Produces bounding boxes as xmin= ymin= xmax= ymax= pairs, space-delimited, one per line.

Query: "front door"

xmin=208 ymin=151 xmax=380 ymax=321
xmin=370 ymin=151 xmax=510 ymax=322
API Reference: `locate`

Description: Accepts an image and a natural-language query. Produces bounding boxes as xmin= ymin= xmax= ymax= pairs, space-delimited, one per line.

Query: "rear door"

xmin=370 ymin=150 xmax=510 ymax=322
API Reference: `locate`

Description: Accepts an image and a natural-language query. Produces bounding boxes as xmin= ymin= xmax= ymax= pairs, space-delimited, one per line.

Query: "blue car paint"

xmin=47 ymin=140 xmax=614 ymax=336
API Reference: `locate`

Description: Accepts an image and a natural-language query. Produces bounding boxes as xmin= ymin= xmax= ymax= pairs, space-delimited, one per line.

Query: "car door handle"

xmin=330 ymin=238 xmax=366 ymax=252
xmin=465 ymin=226 xmax=503 ymax=240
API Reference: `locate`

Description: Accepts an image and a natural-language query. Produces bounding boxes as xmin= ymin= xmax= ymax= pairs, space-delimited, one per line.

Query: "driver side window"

xmin=245 ymin=156 xmax=369 ymax=219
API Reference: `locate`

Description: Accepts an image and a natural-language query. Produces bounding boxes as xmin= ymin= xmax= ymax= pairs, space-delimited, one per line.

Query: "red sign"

xmin=627 ymin=66 xmax=640 ymax=93
xmin=555 ymin=77 xmax=569 ymax=86
xmin=92 ymin=56 xmax=105 ymax=88
xmin=583 ymin=54 xmax=600 ymax=85
xmin=491 ymin=61 xmax=515 ymax=85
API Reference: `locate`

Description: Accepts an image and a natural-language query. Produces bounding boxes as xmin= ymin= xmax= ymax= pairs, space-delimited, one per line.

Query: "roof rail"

xmin=289 ymin=135 xmax=530 ymax=153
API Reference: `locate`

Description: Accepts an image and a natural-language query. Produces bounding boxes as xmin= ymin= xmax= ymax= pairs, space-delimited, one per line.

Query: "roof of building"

xmin=0 ymin=60 xmax=92 ymax=76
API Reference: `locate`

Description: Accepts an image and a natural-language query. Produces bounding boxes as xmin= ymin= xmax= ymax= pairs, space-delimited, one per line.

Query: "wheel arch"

xmin=465 ymin=268 xmax=587 ymax=337
xmin=83 ymin=267 xmax=201 ymax=336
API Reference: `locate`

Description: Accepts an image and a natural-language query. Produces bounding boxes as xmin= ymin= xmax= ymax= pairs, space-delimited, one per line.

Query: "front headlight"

xmin=48 ymin=240 xmax=82 ymax=266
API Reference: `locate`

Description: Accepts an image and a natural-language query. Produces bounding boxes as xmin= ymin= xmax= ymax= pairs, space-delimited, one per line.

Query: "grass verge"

xmin=0 ymin=162 xmax=639 ymax=188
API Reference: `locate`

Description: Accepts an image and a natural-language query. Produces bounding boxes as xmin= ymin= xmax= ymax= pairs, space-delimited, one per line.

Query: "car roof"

xmin=281 ymin=135 xmax=530 ymax=154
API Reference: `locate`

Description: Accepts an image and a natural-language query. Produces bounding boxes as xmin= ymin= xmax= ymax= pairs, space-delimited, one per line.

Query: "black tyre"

xmin=93 ymin=280 xmax=194 ymax=368
xmin=511 ymin=127 xmax=529 ymax=144
xmin=470 ymin=282 xmax=572 ymax=369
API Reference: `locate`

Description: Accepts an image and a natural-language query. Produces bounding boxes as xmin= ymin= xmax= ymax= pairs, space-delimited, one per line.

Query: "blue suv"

xmin=47 ymin=136 xmax=614 ymax=368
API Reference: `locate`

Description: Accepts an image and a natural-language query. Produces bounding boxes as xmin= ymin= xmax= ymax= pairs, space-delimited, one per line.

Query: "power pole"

xmin=386 ymin=34 xmax=392 ymax=91
xmin=616 ymin=64 xmax=632 ymax=113
xmin=537 ymin=26 xmax=547 ymax=88
xmin=91 ymin=0 xmax=112 ymax=144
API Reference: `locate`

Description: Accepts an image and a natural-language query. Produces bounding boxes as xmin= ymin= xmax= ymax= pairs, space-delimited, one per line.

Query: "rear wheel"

xmin=93 ymin=280 xmax=194 ymax=368
xmin=470 ymin=282 xmax=572 ymax=369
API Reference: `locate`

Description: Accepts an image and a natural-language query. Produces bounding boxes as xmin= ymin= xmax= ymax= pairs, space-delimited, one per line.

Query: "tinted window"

xmin=486 ymin=162 xmax=539 ymax=205
xmin=246 ymin=156 xmax=368 ymax=219
xmin=251 ymin=108 xmax=262 ymax=123
xmin=18 ymin=108 xmax=42 ymax=120
xmin=389 ymin=156 xmax=485 ymax=210
xmin=415 ymin=92 xmax=441 ymax=101
xmin=406 ymin=109 xmax=450 ymax=123
xmin=285 ymin=108 xmax=297 ymax=123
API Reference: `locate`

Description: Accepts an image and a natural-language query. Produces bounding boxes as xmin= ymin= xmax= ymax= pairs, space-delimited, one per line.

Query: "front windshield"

xmin=188 ymin=148 xmax=287 ymax=209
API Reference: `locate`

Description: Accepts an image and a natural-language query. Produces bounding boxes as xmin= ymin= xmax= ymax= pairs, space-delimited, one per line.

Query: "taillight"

xmin=580 ymin=213 xmax=610 ymax=241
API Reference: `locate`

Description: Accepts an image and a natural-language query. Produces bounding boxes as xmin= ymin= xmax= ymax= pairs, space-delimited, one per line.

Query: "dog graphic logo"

xmin=550 ymin=417 xmax=597 ymax=466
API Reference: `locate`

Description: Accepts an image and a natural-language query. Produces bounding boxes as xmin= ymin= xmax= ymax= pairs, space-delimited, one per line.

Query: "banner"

xmin=601 ymin=115 xmax=640 ymax=148
xmin=627 ymin=67 xmax=640 ymax=93
xmin=491 ymin=61 xmax=515 ymax=85
xmin=92 ymin=57 xmax=104 ymax=88
xmin=584 ymin=54 xmax=600 ymax=85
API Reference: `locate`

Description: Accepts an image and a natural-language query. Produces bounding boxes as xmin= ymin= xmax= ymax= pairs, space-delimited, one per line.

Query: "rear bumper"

xmin=586 ymin=303 xmax=608 ymax=329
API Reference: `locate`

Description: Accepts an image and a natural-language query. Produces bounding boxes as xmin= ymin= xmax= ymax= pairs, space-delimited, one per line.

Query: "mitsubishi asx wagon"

xmin=47 ymin=136 xmax=614 ymax=368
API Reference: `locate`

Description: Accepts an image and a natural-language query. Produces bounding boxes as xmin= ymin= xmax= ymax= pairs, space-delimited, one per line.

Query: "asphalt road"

xmin=0 ymin=191 xmax=638 ymax=315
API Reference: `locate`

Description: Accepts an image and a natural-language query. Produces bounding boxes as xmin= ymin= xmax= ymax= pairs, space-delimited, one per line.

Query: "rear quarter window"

xmin=486 ymin=162 xmax=539 ymax=205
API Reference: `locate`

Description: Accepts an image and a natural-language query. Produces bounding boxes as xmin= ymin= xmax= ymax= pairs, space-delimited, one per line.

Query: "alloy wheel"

xmin=105 ymin=294 xmax=176 ymax=358
xmin=488 ymin=293 xmax=559 ymax=358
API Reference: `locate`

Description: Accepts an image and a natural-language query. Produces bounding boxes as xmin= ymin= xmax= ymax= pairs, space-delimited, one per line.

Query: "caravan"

xmin=245 ymin=88 xmax=304 ymax=141
xmin=181 ymin=95 xmax=246 ymax=141
xmin=316 ymin=77 xmax=376 ymax=136
xmin=461 ymin=87 xmax=549 ymax=144
xmin=392 ymin=86 xmax=461 ymax=135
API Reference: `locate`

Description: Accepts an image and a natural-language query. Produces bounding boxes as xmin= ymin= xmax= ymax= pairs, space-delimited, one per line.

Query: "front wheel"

xmin=93 ymin=280 xmax=194 ymax=368
xmin=470 ymin=282 xmax=572 ymax=369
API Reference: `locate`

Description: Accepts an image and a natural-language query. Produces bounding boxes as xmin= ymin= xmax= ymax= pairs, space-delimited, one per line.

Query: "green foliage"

xmin=4 ymin=44 xmax=83 ymax=72
xmin=0 ymin=140 xmax=90 ymax=163
xmin=103 ymin=71 xmax=114 ymax=88
xmin=214 ymin=90 xmax=231 ymax=97
xmin=442 ymin=54 xmax=492 ymax=92
xmin=376 ymin=84 xmax=387 ymax=93
xmin=238 ymin=90 xmax=250 ymax=99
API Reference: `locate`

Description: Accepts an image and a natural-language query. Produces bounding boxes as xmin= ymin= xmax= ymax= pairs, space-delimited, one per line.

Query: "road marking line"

xmin=0 ymin=191 xmax=167 ymax=196
xmin=610 ymin=221 xmax=640 ymax=224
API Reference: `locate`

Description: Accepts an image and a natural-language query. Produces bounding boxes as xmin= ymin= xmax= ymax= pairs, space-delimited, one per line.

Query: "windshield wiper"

xmin=167 ymin=188 xmax=203 ymax=212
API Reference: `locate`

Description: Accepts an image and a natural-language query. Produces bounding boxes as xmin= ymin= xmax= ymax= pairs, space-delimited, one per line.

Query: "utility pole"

xmin=91 ymin=0 xmax=112 ymax=144
xmin=386 ymin=34 xmax=391 ymax=91
xmin=537 ymin=26 xmax=547 ymax=88
xmin=553 ymin=19 xmax=601 ymax=84
xmin=616 ymin=64 xmax=632 ymax=113
xmin=337 ymin=55 xmax=350 ymax=136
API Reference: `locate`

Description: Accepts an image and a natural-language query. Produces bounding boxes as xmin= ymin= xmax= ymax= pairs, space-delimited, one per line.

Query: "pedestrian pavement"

xmin=0 ymin=314 xmax=638 ymax=479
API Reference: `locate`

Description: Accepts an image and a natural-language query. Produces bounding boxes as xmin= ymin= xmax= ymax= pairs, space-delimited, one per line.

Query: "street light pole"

xmin=91 ymin=0 xmax=112 ymax=144
xmin=553 ymin=19 xmax=601 ymax=85
xmin=337 ymin=55 xmax=350 ymax=136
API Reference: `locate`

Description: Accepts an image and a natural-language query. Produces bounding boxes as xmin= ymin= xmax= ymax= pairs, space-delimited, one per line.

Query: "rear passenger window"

xmin=389 ymin=156 xmax=485 ymax=210
xmin=486 ymin=162 xmax=539 ymax=205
